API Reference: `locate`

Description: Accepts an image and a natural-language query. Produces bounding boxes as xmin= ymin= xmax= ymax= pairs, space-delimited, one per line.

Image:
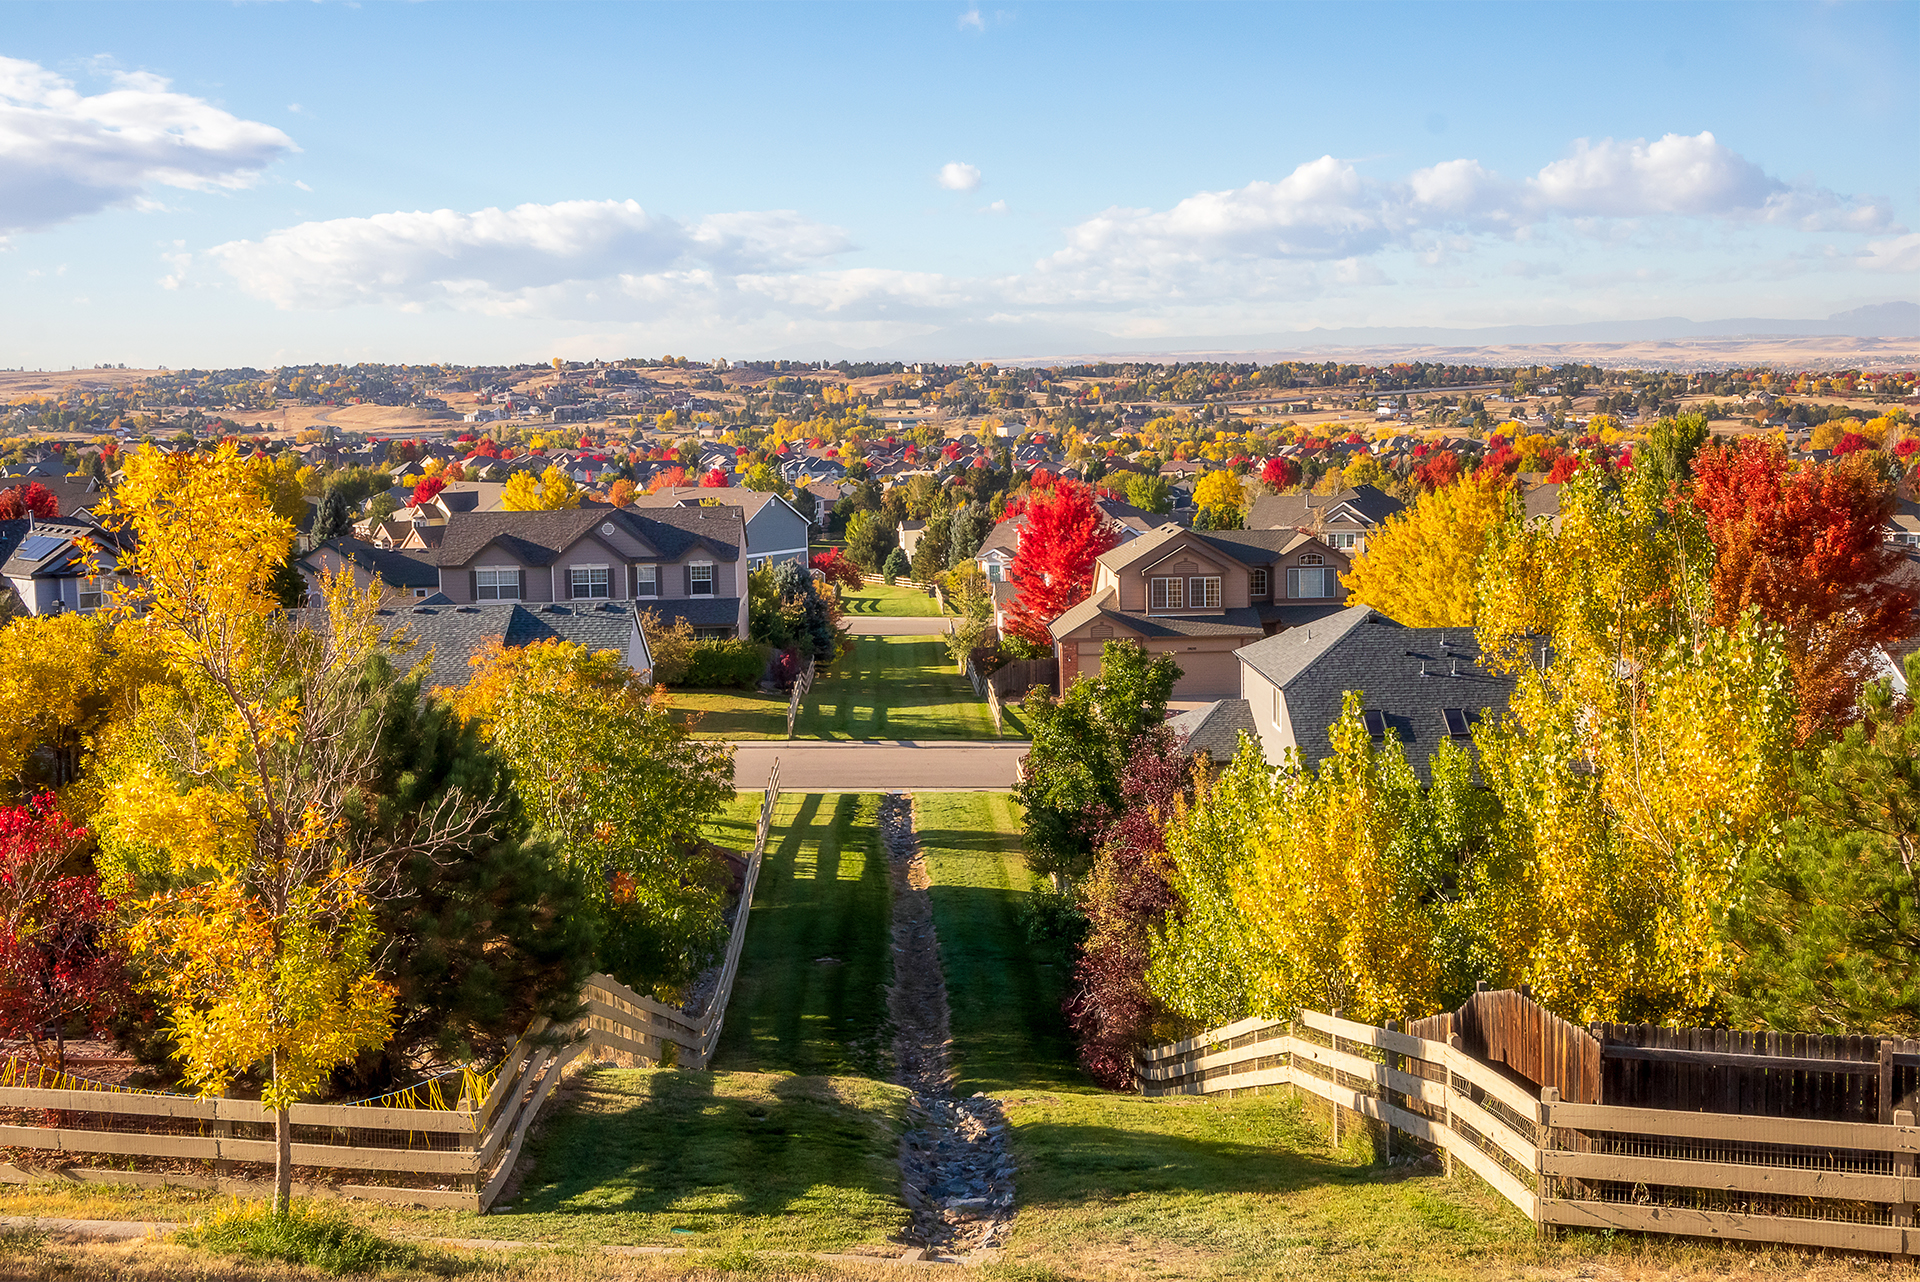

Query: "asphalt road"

xmin=837 ymin=617 xmax=954 ymax=636
xmin=730 ymin=740 xmax=1026 ymax=791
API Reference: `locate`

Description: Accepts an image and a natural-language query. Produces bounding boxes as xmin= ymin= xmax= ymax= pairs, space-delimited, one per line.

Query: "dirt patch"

xmin=881 ymin=793 xmax=1014 ymax=1260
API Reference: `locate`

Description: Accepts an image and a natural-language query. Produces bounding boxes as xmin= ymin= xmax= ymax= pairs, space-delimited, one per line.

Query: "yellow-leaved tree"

xmin=1342 ymin=472 xmax=1513 ymax=626
xmin=502 ymin=465 xmax=582 ymax=511
xmin=92 ymin=443 xmax=471 ymax=1214
xmin=0 ymin=613 xmax=162 ymax=799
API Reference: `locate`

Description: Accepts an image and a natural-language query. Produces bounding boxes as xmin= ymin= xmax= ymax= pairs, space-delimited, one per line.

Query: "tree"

xmin=748 ymin=561 xmax=836 ymax=662
xmin=845 ymin=509 xmax=895 ymax=572
xmin=605 ymin=478 xmax=636 ymax=507
xmin=1016 ymin=640 xmax=1179 ymax=885
xmin=882 ymin=547 xmax=909 ymax=584
xmin=1342 ymin=472 xmax=1511 ymax=626
xmin=453 ymin=640 xmax=735 ymax=992
xmin=699 ymin=467 xmax=730 ymax=489
xmin=1125 ymin=473 xmax=1172 ymax=514
xmin=310 ymin=488 xmax=352 ymax=546
xmin=1004 ymin=479 xmax=1119 ymax=648
xmin=908 ymin=515 xmax=951 ymax=584
xmin=648 ymin=466 xmax=689 ymax=493
xmin=1638 ymin=411 xmax=1712 ymax=494
xmin=810 ymin=547 xmax=863 ymax=593
xmin=502 ymin=466 xmax=581 ymax=511
xmin=1258 ymin=457 xmax=1298 ymax=494
xmin=1689 ymin=438 xmax=1913 ymax=739
xmin=0 ymin=483 xmax=60 ymax=520
xmin=410 ymin=474 xmax=446 ymax=507
xmin=1411 ymin=450 xmax=1463 ymax=492
xmin=1192 ymin=470 xmax=1245 ymax=527
xmin=0 ymin=798 xmax=133 ymax=1071
xmin=0 ymin=613 xmax=159 ymax=797
xmin=947 ymin=504 xmax=994 ymax=565
xmin=94 ymin=444 xmax=483 ymax=1214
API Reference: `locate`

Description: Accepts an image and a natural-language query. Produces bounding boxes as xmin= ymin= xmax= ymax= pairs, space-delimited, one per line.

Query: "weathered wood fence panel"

xmin=1140 ymin=990 xmax=1920 ymax=1258
xmin=785 ymin=660 xmax=815 ymax=739
xmin=0 ymin=765 xmax=784 ymax=1214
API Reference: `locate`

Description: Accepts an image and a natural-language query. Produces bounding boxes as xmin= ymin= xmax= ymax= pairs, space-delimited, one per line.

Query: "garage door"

xmin=1166 ymin=647 xmax=1241 ymax=700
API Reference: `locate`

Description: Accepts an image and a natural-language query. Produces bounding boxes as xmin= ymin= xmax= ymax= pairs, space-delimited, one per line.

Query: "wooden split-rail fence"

xmin=964 ymin=658 xmax=1005 ymax=733
xmin=784 ymin=657 xmax=816 ymax=739
xmin=1139 ymin=987 xmax=1920 ymax=1257
xmin=0 ymin=764 xmax=783 ymax=1213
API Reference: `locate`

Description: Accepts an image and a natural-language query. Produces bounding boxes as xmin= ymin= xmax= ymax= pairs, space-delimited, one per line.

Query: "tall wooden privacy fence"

xmin=0 ymin=765 xmax=783 ymax=1213
xmin=1139 ymin=989 xmax=1920 ymax=1257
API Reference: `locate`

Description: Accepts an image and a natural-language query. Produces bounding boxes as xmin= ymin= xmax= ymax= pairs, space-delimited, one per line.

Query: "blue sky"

xmin=1 ymin=1 xmax=1914 ymax=366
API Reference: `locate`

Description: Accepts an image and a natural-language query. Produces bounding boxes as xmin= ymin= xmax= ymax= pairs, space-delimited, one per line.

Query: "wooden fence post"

xmin=1444 ymin=1034 xmax=1461 ymax=1177
xmin=1879 ymin=1039 xmax=1895 ymax=1123
xmin=1329 ymin=1007 xmax=1342 ymax=1148
xmin=1895 ymin=1108 xmax=1915 ymax=1231
xmin=212 ymin=1093 xmax=231 ymax=1188
xmin=456 ymin=1094 xmax=476 ymax=1195
xmin=1537 ymin=1086 xmax=1559 ymax=1240
xmin=1383 ymin=1019 xmax=1397 ymax=1165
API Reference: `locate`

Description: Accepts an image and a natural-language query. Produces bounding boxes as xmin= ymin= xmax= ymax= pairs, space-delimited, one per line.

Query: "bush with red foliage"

xmin=1065 ymin=730 xmax=1189 ymax=1088
xmin=699 ymin=468 xmax=731 ymax=488
xmin=0 ymin=483 xmax=60 ymax=521
xmin=1690 ymin=437 xmax=1914 ymax=739
xmin=1896 ymin=438 xmax=1920 ymax=460
xmin=410 ymin=474 xmax=447 ymax=506
xmin=1545 ymin=453 xmax=1581 ymax=484
xmin=1004 ymin=478 xmax=1119 ymax=648
xmin=0 ymin=798 xmax=132 ymax=1071
xmin=811 ymin=547 xmax=864 ymax=592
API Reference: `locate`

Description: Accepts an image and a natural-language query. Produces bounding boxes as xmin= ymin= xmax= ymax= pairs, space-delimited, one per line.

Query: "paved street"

xmin=838 ymin=617 xmax=954 ymax=636
xmin=730 ymin=740 xmax=1026 ymax=791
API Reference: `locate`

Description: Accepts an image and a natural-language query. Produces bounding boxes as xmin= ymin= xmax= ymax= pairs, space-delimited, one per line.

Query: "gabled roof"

xmin=1166 ymin=698 xmax=1259 ymax=765
xmin=1246 ymin=484 xmax=1405 ymax=532
xmin=1048 ymin=586 xmax=1264 ymax=642
xmin=385 ymin=600 xmax=646 ymax=690
xmin=628 ymin=487 xmax=807 ymax=525
xmin=303 ymin=537 xmax=440 ymax=589
xmin=434 ymin=505 xmax=742 ymax=568
xmin=1234 ymin=605 xmax=1514 ymax=781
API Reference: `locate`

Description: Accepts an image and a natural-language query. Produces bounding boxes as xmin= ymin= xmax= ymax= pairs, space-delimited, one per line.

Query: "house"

xmin=1245 ymin=484 xmax=1405 ymax=554
xmin=0 ymin=474 xmax=102 ymax=519
xmin=898 ymin=520 xmax=927 ymax=561
xmin=796 ymin=480 xmax=845 ymax=525
xmin=0 ymin=515 xmax=127 ymax=616
xmin=1886 ymin=499 xmax=1920 ymax=547
xmin=1233 ymin=604 xmax=1514 ymax=780
xmin=301 ymin=537 xmax=441 ymax=602
xmin=1165 ymin=697 xmax=1261 ymax=768
xmin=384 ymin=600 xmax=655 ymax=690
xmin=1046 ymin=524 xmax=1354 ymax=700
xmin=627 ymin=487 xmax=810 ymax=571
xmin=431 ymin=505 xmax=748 ymax=639
xmin=974 ymin=497 xmax=1163 ymax=585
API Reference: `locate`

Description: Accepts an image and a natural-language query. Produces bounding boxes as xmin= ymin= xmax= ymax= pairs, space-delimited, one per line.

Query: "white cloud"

xmin=0 ymin=56 xmax=295 ymax=235
xmin=211 ymin=198 xmax=853 ymax=311
xmin=982 ymin=199 xmax=1008 ymax=214
xmin=1860 ymin=232 xmax=1920 ymax=274
xmin=957 ymin=6 xmax=984 ymax=32
xmin=937 ymin=161 xmax=981 ymax=192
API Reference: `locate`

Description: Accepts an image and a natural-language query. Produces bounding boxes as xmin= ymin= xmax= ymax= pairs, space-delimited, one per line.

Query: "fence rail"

xmin=964 ymin=659 xmax=1004 ymax=733
xmin=785 ymin=660 xmax=815 ymax=739
xmin=0 ymin=765 xmax=784 ymax=1214
xmin=1139 ymin=993 xmax=1920 ymax=1257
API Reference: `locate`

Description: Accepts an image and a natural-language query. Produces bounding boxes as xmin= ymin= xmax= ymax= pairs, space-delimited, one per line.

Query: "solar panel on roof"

xmin=15 ymin=535 xmax=64 ymax=562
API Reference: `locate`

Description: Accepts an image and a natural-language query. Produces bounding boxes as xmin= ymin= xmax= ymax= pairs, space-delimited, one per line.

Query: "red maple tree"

xmin=1690 ymin=437 xmax=1915 ymax=739
xmin=0 ymin=798 xmax=131 ymax=1072
xmin=810 ymin=547 xmax=863 ymax=593
xmin=410 ymin=474 xmax=447 ymax=506
xmin=699 ymin=468 xmax=731 ymax=488
xmin=0 ymin=483 xmax=60 ymax=521
xmin=1410 ymin=450 xmax=1463 ymax=492
xmin=1004 ymin=477 xmax=1120 ymax=648
xmin=1259 ymin=456 xmax=1298 ymax=492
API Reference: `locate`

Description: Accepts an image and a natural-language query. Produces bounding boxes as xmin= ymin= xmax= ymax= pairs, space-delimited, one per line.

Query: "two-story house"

xmin=432 ymin=505 xmax=749 ymax=640
xmin=0 ymin=515 xmax=129 ymax=616
xmin=1047 ymin=523 xmax=1354 ymax=699
xmin=626 ymin=487 xmax=811 ymax=571
xmin=1244 ymin=484 xmax=1405 ymax=555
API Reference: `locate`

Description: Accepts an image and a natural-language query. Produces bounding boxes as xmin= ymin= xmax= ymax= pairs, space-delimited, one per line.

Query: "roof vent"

xmin=1451 ymin=658 xmax=1460 ymax=677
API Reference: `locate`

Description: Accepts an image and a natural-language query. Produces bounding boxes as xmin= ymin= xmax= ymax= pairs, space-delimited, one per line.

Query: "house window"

xmin=1149 ymin=576 xmax=1184 ymax=610
xmin=1326 ymin=532 xmax=1359 ymax=551
xmin=1441 ymin=708 xmax=1479 ymax=739
xmin=476 ymin=566 xmax=520 ymax=600
xmin=1187 ymin=576 xmax=1221 ymax=609
xmin=1250 ymin=567 xmax=1269 ymax=597
xmin=1362 ymin=709 xmax=1387 ymax=741
xmin=690 ymin=563 xmax=715 ymax=596
xmin=570 ymin=564 xmax=610 ymax=599
xmin=1299 ymin=552 xmax=1325 ymax=566
xmin=636 ymin=565 xmax=658 ymax=597
xmin=1287 ymin=567 xmax=1333 ymax=598
xmin=78 ymin=575 xmax=107 ymax=612
xmin=985 ymin=561 xmax=1003 ymax=582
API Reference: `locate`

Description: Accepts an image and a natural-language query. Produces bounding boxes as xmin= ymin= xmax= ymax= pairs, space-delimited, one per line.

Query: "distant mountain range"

xmin=752 ymin=302 xmax=1919 ymax=365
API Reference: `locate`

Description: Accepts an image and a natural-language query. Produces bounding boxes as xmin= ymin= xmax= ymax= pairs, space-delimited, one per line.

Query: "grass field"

xmin=711 ymin=793 xmax=893 ymax=1078
xmin=796 ymin=634 xmax=1004 ymax=740
xmin=915 ymin=792 xmax=1081 ymax=1095
xmin=838 ymin=583 xmax=948 ymax=617
xmin=665 ymin=687 xmax=789 ymax=739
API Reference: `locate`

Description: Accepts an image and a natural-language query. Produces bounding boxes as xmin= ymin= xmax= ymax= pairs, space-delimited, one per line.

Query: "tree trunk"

xmin=272 ymin=1049 xmax=292 ymax=1215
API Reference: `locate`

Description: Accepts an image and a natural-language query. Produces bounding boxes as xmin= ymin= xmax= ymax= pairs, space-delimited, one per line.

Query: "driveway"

xmin=838 ymin=617 xmax=953 ymax=636
xmin=730 ymin=740 xmax=1026 ymax=791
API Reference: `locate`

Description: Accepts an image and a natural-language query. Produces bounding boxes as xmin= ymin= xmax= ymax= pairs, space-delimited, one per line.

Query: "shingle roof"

xmin=305 ymin=537 xmax=439 ymax=589
xmin=1166 ymin=698 xmax=1259 ymax=765
xmin=385 ymin=600 xmax=644 ymax=689
xmin=434 ymin=506 xmax=742 ymax=568
xmin=638 ymin=597 xmax=742 ymax=631
xmin=1246 ymin=484 xmax=1404 ymax=532
xmin=1049 ymin=586 xmax=1264 ymax=642
xmin=1234 ymin=605 xmax=1514 ymax=781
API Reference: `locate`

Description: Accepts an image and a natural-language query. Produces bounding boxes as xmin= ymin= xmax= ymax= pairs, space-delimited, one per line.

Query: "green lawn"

xmin=664 ymin=688 xmax=789 ymax=740
xmin=711 ymin=792 xmax=893 ymax=1078
xmin=838 ymin=582 xmax=947 ymax=617
xmin=796 ymin=634 xmax=1005 ymax=740
xmin=915 ymin=792 xmax=1082 ymax=1095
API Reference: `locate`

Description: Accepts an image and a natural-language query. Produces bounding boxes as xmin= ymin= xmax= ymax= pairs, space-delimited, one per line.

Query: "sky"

xmin=0 ymin=1 xmax=1915 ymax=367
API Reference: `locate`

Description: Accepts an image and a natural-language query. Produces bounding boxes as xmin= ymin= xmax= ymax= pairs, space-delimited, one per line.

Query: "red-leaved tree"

xmin=1690 ymin=437 xmax=1915 ymax=739
xmin=410 ymin=474 xmax=446 ymax=507
xmin=0 ymin=798 xmax=131 ymax=1072
xmin=1065 ymin=730 xmax=1189 ymax=1088
xmin=1411 ymin=450 xmax=1463 ymax=492
xmin=810 ymin=547 xmax=863 ymax=593
xmin=1005 ymin=478 xmax=1121 ymax=648
xmin=0 ymin=483 xmax=60 ymax=521
xmin=699 ymin=468 xmax=731 ymax=488
xmin=1259 ymin=456 xmax=1298 ymax=492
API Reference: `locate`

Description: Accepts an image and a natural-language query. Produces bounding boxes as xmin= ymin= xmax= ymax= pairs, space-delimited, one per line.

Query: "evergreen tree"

xmin=311 ymin=487 xmax=352 ymax=545
xmin=948 ymin=503 xmax=993 ymax=566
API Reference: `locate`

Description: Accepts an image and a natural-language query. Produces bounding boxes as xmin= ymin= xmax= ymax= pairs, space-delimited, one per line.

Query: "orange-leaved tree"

xmin=1004 ymin=478 xmax=1119 ymax=648
xmin=1689 ymin=437 xmax=1914 ymax=740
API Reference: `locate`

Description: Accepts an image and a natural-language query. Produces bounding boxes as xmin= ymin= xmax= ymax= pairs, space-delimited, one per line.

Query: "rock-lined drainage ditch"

xmin=880 ymin=793 xmax=1015 ymax=1262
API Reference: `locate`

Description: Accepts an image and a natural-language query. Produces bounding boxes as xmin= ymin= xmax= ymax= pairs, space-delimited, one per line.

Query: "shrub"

xmin=178 ymin=1201 xmax=423 ymax=1275
xmin=639 ymin=609 xmax=696 ymax=685
xmin=882 ymin=547 xmax=910 ymax=584
xmin=685 ymin=639 xmax=764 ymax=689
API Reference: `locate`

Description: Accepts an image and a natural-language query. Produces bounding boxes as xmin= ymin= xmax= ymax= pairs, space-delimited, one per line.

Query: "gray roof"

xmin=638 ymin=597 xmax=742 ymax=631
xmin=305 ymin=537 xmax=439 ymax=589
xmin=385 ymin=600 xmax=644 ymax=689
xmin=434 ymin=505 xmax=742 ymax=568
xmin=1166 ymin=698 xmax=1259 ymax=765
xmin=1 ymin=475 xmax=100 ymax=517
xmin=1049 ymin=587 xmax=1263 ymax=641
xmin=1246 ymin=484 xmax=1404 ymax=532
xmin=1234 ymin=605 xmax=1514 ymax=781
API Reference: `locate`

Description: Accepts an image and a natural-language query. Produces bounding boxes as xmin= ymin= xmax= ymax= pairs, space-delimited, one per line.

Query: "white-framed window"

xmin=690 ymin=562 xmax=715 ymax=596
xmin=1149 ymin=576 xmax=1184 ymax=610
xmin=1326 ymin=532 xmax=1359 ymax=551
xmin=78 ymin=575 xmax=107 ymax=612
xmin=1187 ymin=576 xmax=1221 ymax=609
xmin=985 ymin=562 xmax=1002 ymax=582
xmin=1250 ymin=567 xmax=1269 ymax=597
xmin=570 ymin=564 xmax=610 ymax=599
xmin=1299 ymin=552 xmax=1325 ymax=566
xmin=476 ymin=566 xmax=520 ymax=601
xmin=1288 ymin=567 xmax=1333 ymax=598
xmin=635 ymin=564 xmax=659 ymax=597
xmin=413 ymin=587 xmax=429 ymax=599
